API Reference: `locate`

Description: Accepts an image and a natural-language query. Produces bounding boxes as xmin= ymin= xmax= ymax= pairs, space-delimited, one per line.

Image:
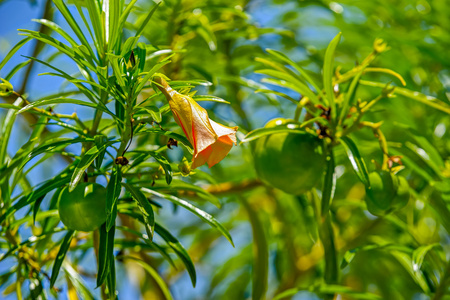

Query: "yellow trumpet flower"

xmin=154 ymin=77 xmax=238 ymax=169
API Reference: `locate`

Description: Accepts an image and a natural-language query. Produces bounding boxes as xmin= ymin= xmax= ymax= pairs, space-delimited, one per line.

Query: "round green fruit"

xmin=252 ymin=118 xmax=326 ymax=195
xmin=365 ymin=171 xmax=410 ymax=216
xmin=58 ymin=183 xmax=107 ymax=232
xmin=393 ymin=176 xmax=410 ymax=210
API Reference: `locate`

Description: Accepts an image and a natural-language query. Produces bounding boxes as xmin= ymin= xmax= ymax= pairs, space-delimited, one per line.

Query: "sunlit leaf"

xmin=122 ymin=256 xmax=174 ymax=300
xmin=50 ymin=230 xmax=76 ymax=288
xmin=69 ymin=141 xmax=115 ymax=191
xmin=339 ymin=136 xmax=370 ymax=187
xmin=155 ymin=223 xmax=197 ymax=287
xmin=141 ymin=188 xmax=234 ymax=246
xmin=323 ymin=32 xmax=341 ymax=120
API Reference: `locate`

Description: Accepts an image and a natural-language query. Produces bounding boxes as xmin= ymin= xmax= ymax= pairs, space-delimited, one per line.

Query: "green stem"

xmin=334 ymin=49 xmax=379 ymax=85
xmin=312 ymin=189 xmax=338 ymax=299
xmin=361 ymin=121 xmax=389 ymax=170
xmin=360 ymin=94 xmax=383 ymax=113
xmin=13 ymin=92 xmax=88 ymax=131
xmin=117 ymin=103 xmax=133 ymax=157
xmin=321 ymin=215 xmax=338 ymax=283
xmin=294 ymin=103 xmax=302 ymax=122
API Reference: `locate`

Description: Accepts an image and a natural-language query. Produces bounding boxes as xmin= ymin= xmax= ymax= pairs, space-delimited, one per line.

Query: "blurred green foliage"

xmin=0 ymin=0 xmax=449 ymax=299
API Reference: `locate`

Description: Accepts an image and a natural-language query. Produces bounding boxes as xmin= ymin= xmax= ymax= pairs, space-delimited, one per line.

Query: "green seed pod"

xmin=178 ymin=157 xmax=191 ymax=177
xmin=393 ymin=176 xmax=410 ymax=210
xmin=58 ymin=183 xmax=107 ymax=232
xmin=252 ymin=118 xmax=326 ymax=195
xmin=365 ymin=171 xmax=409 ymax=216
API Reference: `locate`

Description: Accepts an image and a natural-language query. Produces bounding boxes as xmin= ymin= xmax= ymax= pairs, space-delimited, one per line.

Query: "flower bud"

xmin=0 ymin=78 xmax=13 ymax=97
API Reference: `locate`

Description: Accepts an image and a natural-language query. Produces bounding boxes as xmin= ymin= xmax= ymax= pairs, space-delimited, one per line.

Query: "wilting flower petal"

xmin=155 ymin=77 xmax=238 ymax=169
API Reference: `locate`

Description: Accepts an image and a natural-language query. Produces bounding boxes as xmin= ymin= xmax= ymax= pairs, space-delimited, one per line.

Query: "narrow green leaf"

xmin=255 ymin=57 xmax=300 ymax=80
xmin=50 ymin=230 xmax=76 ymax=288
xmin=155 ymin=223 xmax=197 ymax=287
xmin=107 ymin=249 xmax=116 ymax=299
xmin=123 ymin=183 xmax=155 ymax=240
xmin=254 ymin=89 xmax=298 ymax=104
xmin=106 ymin=165 xmax=122 ymax=231
xmin=115 ymin=98 xmax=125 ymax=134
xmin=389 ymin=147 xmax=438 ymax=182
xmin=0 ymin=98 xmax=23 ymax=167
xmin=144 ymin=179 xmax=221 ymax=208
xmin=135 ymin=3 xmax=161 ymax=38
xmin=32 ymin=18 xmax=79 ymax=49
xmin=192 ymin=95 xmax=230 ymax=104
xmin=0 ymin=104 xmax=20 ymax=110
xmin=318 ymin=215 xmax=338 ymax=286
xmin=403 ymin=141 xmax=443 ymax=178
xmin=94 ymin=135 xmax=108 ymax=169
xmin=47 ymin=121 xmax=86 ymax=136
xmin=412 ymin=243 xmax=441 ymax=276
xmin=360 ymin=80 xmax=450 ymax=114
xmin=18 ymin=98 xmax=98 ymax=114
xmin=32 ymin=194 xmax=46 ymax=224
xmin=118 ymin=1 xmax=139 ymax=39
xmin=391 ymin=251 xmax=431 ymax=294
xmin=5 ymin=60 xmax=31 ymax=81
xmin=137 ymin=105 xmax=162 ymax=123
xmin=84 ymin=0 xmax=104 ymax=51
xmin=69 ymin=141 xmax=115 ymax=191
xmin=135 ymin=60 xmax=171 ymax=96
xmin=63 ymin=263 xmax=95 ymax=300
xmin=0 ymin=37 xmax=32 ymax=72
xmin=338 ymin=67 xmax=364 ymax=124
xmin=121 ymin=37 xmax=139 ymax=57
xmin=0 ymin=164 xmax=75 ymax=224
xmin=241 ymin=124 xmax=305 ymax=143
xmin=339 ymin=136 xmax=370 ymax=187
xmin=122 ymin=256 xmax=174 ymax=300
xmin=97 ymin=224 xmax=115 ymax=287
xmin=406 ymin=128 xmax=444 ymax=168
xmin=323 ymin=32 xmax=342 ymax=120
xmin=107 ymin=0 xmax=121 ymax=52
xmin=107 ymin=54 xmax=126 ymax=88
xmin=115 ymin=225 xmax=175 ymax=267
xmin=52 ymin=0 xmax=94 ymax=53
xmin=148 ymin=151 xmax=172 ymax=185
xmin=28 ymin=137 xmax=90 ymax=162
xmin=39 ymin=71 xmax=110 ymax=97
xmin=196 ymin=21 xmax=217 ymax=51
xmin=257 ymin=69 xmax=319 ymax=104
xmin=0 ymin=128 xmax=49 ymax=182
xmin=19 ymin=30 xmax=96 ymax=72
xmin=141 ymin=188 xmax=234 ymax=246
xmin=266 ymin=48 xmax=322 ymax=94
xmin=22 ymin=56 xmax=99 ymax=104
xmin=241 ymin=198 xmax=268 ymax=300
xmin=321 ymin=150 xmax=336 ymax=218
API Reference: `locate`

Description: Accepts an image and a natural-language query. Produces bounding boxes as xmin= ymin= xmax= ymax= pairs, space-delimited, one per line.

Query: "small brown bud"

xmin=167 ymin=138 xmax=178 ymax=149
xmin=115 ymin=156 xmax=129 ymax=166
